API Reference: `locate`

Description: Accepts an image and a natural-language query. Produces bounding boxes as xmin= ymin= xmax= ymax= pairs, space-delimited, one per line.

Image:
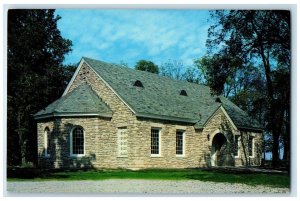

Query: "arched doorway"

xmin=211 ymin=133 xmax=227 ymax=166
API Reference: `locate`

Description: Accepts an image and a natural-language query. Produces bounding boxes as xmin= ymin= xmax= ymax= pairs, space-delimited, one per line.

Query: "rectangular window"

xmin=151 ymin=128 xmax=160 ymax=156
xmin=248 ymin=136 xmax=254 ymax=157
xmin=117 ymin=127 xmax=128 ymax=157
xmin=234 ymin=135 xmax=240 ymax=157
xmin=176 ymin=130 xmax=184 ymax=155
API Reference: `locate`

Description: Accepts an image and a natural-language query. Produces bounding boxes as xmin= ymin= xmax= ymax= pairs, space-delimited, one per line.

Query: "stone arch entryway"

xmin=211 ymin=133 xmax=227 ymax=166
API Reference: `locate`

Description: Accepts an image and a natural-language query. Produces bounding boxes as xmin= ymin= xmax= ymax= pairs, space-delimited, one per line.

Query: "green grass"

xmin=7 ymin=168 xmax=290 ymax=188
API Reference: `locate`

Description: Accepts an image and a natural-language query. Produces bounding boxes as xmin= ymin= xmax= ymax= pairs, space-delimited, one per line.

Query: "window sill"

xmin=176 ymin=155 xmax=185 ymax=158
xmin=150 ymin=154 xmax=162 ymax=158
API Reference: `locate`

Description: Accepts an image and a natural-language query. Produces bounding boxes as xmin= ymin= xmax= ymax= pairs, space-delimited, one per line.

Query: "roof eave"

xmin=34 ymin=112 xmax=112 ymax=120
xmin=135 ymin=112 xmax=197 ymax=124
xmin=193 ymin=125 xmax=204 ymax=130
xmin=62 ymin=58 xmax=85 ymax=97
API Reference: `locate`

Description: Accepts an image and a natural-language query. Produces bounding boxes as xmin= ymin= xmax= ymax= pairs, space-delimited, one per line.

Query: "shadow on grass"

xmin=184 ymin=168 xmax=290 ymax=188
xmin=7 ymin=167 xmax=97 ymax=180
xmin=191 ymin=167 xmax=289 ymax=176
xmin=7 ymin=167 xmax=43 ymax=179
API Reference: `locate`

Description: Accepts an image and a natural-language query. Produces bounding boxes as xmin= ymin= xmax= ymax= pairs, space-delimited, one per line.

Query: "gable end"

xmin=62 ymin=57 xmax=136 ymax=114
xmin=201 ymin=105 xmax=238 ymax=131
xmin=62 ymin=58 xmax=85 ymax=96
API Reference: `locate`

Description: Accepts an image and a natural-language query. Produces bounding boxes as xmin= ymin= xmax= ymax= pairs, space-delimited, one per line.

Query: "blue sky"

xmin=55 ymin=9 xmax=211 ymax=68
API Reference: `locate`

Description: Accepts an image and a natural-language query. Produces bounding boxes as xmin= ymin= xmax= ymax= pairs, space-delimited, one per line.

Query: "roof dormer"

xmin=133 ymin=80 xmax=144 ymax=88
xmin=180 ymin=90 xmax=188 ymax=96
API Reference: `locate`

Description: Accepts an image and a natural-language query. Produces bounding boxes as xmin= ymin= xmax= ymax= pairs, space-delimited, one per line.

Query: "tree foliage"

xmin=160 ymin=59 xmax=200 ymax=84
xmin=7 ymin=9 xmax=74 ymax=165
xmin=134 ymin=60 xmax=159 ymax=74
xmin=202 ymin=10 xmax=290 ymax=167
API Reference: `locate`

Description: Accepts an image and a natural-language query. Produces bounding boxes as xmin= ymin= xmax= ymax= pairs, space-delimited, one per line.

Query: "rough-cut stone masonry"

xmin=37 ymin=61 xmax=262 ymax=169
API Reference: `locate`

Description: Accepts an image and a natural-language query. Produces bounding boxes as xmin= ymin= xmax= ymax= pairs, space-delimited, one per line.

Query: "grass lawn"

xmin=7 ymin=168 xmax=289 ymax=188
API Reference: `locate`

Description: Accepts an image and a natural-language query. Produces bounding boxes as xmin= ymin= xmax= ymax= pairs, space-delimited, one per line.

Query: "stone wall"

xmin=38 ymin=117 xmax=113 ymax=169
xmin=201 ymin=107 xmax=237 ymax=167
xmin=38 ymin=61 xmax=136 ymax=169
xmin=37 ymin=61 xmax=262 ymax=169
xmin=125 ymin=118 xmax=204 ymax=169
xmin=201 ymin=107 xmax=263 ymax=167
xmin=38 ymin=116 xmax=204 ymax=169
xmin=235 ymin=130 xmax=263 ymax=166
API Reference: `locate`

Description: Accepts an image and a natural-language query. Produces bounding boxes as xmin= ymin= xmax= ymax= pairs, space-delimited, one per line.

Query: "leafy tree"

xmin=203 ymin=10 xmax=290 ymax=167
xmin=134 ymin=60 xmax=159 ymax=74
xmin=7 ymin=9 xmax=73 ymax=165
xmin=195 ymin=56 xmax=239 ymax=97
xmin=182 ymin=67 xmax=200 ymax=84
xmin=194 ymin=57 xmax=209 ymax=85
xmin=159 ymin=59 xmax=200 ymax=83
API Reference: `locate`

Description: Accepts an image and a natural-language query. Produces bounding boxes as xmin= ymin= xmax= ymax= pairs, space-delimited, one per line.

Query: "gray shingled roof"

xmin=34 ymin=83 xmax=112 ymax=119
xmin=83 ymin=57 xmax=262 ymax=131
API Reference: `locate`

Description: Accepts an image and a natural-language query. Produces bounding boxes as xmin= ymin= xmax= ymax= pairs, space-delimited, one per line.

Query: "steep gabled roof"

xmin=220 ymin=97 xmax=262 ymax=131
xmin=82 ymin=57 xmax=262 ymax=131
xmin=34 ymin=83 xmax=112 ymax=119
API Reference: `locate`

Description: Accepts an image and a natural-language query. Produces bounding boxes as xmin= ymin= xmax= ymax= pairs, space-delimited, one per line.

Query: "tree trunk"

xmin=282 ymin=129 xmax=290 ymax=163
xmin=283 ymin=109 xmax=290 ymax=163
xmin=17 ymin=111 xmax=27 ymax=166
xmin=258 ymin=45 xmax=283 ymax=168
xmin=271 ymin=103 xmax=285 ymax=167
xmin=240 ymin=131 xmax=249 ymax=166
xmin=271 ymin=130 xmax=280 ymax=167
xmin=270 ymin=103 xmax=279 ymax=167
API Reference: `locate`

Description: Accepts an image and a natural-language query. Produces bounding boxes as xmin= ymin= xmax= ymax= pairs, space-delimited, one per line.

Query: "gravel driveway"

xmin=6 ymin=179 xmax=289 ymax=194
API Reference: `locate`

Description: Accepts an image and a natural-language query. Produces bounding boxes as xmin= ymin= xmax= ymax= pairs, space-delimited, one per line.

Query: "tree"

xmin=194 ymin=57 xmax=209 ymax=85
xmin=194 ymin=56 xmax=240 ymax=97
xmin=159 ymin=59 xmax=200 ymax=83
xmin=204 ymin=10 xmax=290 ymax=167
xmin=160 ymin=60 xmax=184 ymax=80
xmin=134 ymin=60 xmax=159 ymax=74
xmin=182 ymin=67 xmax=200 ymax=84
xmin=7 ymin=9 xmax=73 ymax=165
xmin=272 ymin=68 xmax=290 ymax=164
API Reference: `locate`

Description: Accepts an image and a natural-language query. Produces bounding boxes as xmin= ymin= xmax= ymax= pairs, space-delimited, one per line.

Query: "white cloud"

xmin=56 ymin=10 xmax=210 ymax=66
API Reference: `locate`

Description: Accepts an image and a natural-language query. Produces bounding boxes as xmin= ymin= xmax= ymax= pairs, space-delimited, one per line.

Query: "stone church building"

xmin=34 ymin=57 xmax=263 ymax=169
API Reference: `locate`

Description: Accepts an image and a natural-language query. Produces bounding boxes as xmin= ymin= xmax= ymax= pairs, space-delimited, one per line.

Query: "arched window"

xmin=44 ymin=127 xmax=50 ymax=157
xmin=70 ymin=126 xmax=85 ymax=156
